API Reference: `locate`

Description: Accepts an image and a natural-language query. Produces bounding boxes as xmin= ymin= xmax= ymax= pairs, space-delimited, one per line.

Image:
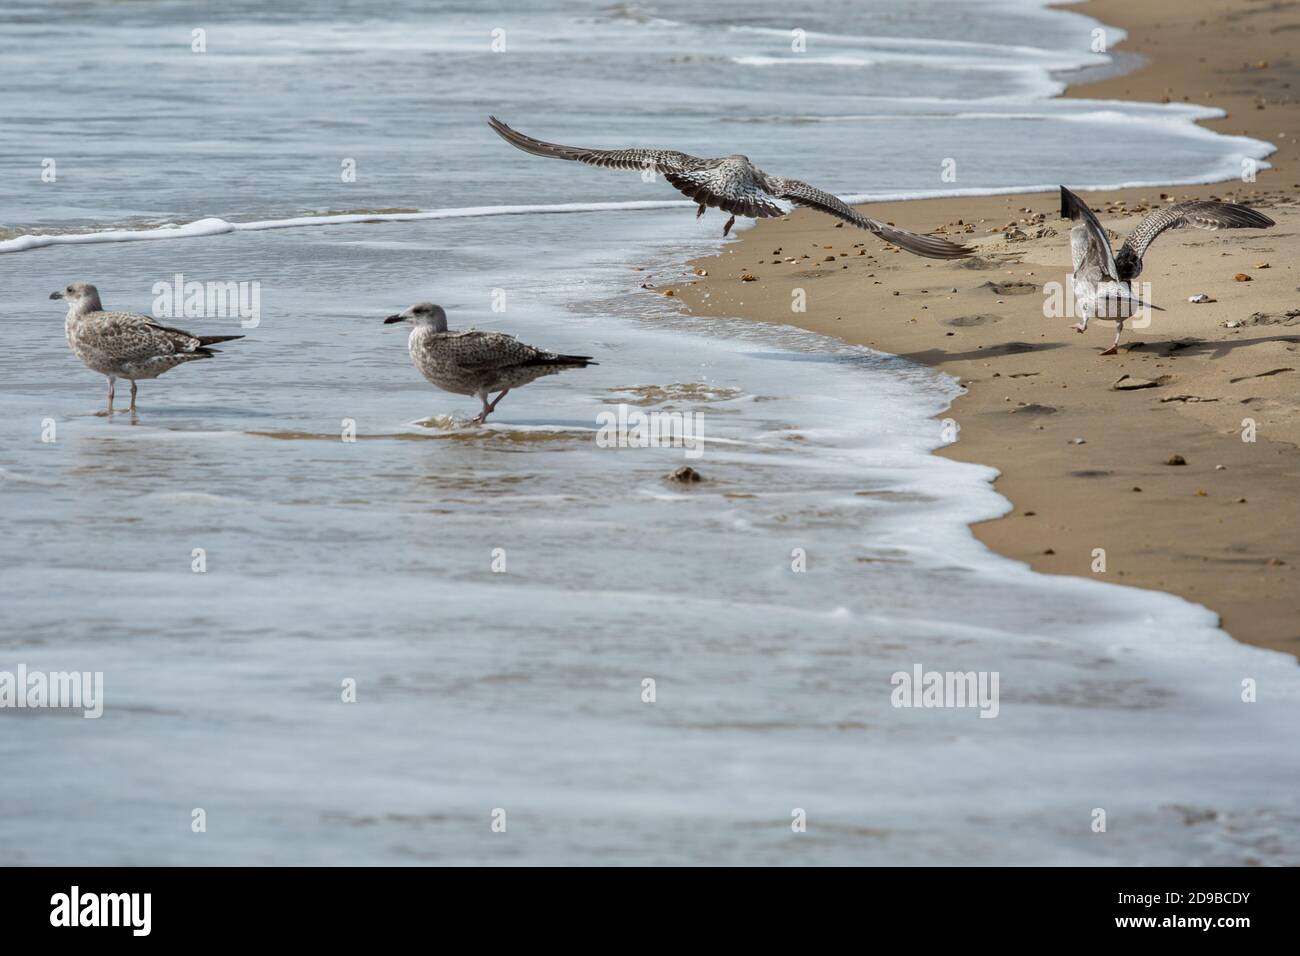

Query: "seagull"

xmin=51 ymin=281 xmax=243 ymax=412
xmin=384 ymin=303 xmax=596 ymax=424
xmin=488 ymin=116 xmax=973 ymax=259
xmin=1059 ymin=186 xmax=1274 ymax=354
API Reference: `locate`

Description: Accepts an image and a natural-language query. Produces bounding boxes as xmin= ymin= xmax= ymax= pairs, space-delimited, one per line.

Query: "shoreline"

xmin=670 ymin=0 xmax=1300 ymax=657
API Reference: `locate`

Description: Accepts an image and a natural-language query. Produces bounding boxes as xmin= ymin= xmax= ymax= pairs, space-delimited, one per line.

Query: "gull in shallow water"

xmin=384 ymin=303 xmax=596 ymax=424
xmin=488 ymin=116 xmax=973 ymax=259
xmin=51 ymin=281 xmax=244 ymax=412
xmin=1059 ymin=186 xmax=1274 ymax=355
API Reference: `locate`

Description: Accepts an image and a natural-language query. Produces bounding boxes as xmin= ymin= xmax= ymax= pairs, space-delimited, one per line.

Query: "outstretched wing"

xmin=774 ymin=178 xmax=973 ymax=259
xmin=1116 ymin=201 xmax=1275 ymax=280
xmin=1060 ymin=186 xmax=1118 ymax=282
xmin=488 ymin=116 xmax=702 ymax=175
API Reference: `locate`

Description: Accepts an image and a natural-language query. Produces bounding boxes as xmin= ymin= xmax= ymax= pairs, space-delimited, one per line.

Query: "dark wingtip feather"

xmin=1239 ymin=207 xmax=1275 ymax=228
xmin=898 ymin=234 xmax=976 ymax=259
xmin=555 ymin=354 xmax=597 ymax=367
xmin=1059 ymin=185 xmax=1087 ymax=221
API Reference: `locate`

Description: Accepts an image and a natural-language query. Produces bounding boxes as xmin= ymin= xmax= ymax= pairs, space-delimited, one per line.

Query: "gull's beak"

xmin=383 ymin=313 xmax=405 ymax=324
xmin=50 ymin=291 xmax=64 ymax=300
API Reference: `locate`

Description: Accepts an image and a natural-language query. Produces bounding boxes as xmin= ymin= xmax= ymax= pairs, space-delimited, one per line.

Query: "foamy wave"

xmin=731 ymin=54 xmax=875 ymax=68
xmin=0 ymin=200 xmax=694 ymax=255
xmin=728 ymin=23 xmax=1118 ymax=61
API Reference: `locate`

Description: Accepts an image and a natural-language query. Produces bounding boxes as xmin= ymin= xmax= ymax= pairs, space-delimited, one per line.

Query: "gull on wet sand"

xmin=52 ymin=281 xmax=244 ymax=412
xmin=384 ymin=303 xmax=596 ymax=424
xmin=1059 ymin=186 xmax=1274 ymax=355
xmin=488 ymin=116 xmax=973 ymax=259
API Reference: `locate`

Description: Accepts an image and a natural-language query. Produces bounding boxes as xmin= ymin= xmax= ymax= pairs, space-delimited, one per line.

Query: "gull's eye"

xmin=66 ymin=286 xmax=73 ymax=294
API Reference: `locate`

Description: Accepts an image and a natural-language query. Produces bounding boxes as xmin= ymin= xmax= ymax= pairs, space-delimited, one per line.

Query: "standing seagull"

xmin=488 ymin=116 xmax=973 ymax=259
xmin=51 ymin=281 xmax=243 ymax=412
xmin=1060 ymin=186 xmax=1274 ymax=354
xmin=384 ymin=303 xmax=596 ymax=424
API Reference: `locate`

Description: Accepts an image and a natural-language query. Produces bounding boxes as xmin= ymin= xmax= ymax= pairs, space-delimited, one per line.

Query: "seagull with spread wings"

xmin=1059 ymin=186 xmax=1274 ymax=355
xmin=488 ymin=116 xmax=973 ymax=259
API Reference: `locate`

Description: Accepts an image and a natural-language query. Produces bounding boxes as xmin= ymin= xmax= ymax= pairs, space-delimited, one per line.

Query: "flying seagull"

xmin=1059 ymin=186 xmax=1274 ymax=354
xmin=384 ymin=303 xmax=596 ymax=424
xmin=51 ymin=281 xmax=243 ymax=412
xmin=488 ymin=116 xmax=973 ymax=259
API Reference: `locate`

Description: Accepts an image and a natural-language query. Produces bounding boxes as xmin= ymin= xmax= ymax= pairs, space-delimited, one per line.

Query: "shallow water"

xmin=0 ymin=0 xmax=1296 ymax=865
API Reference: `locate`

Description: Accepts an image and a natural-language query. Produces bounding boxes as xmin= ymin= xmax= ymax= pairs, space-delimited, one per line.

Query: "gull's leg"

xmin=129 ymin=380 xmax=138 ymax=411
xmin=486 ymin=388 xmax=511 ymax=414
xmin=106 ymin=377 xmax=115 ymax=414
xmin=472 ymin=389 xmax=492 ymax=425
xmin=722 ymin=215 xmax=736 ymax=237
xmin=696 ymin=204 xmax=706 ymax=220
xmin=1100 ymin=320 xmax=1123 ymax=356
xmin=1071 ymin=299 xmax=1090 ymax=334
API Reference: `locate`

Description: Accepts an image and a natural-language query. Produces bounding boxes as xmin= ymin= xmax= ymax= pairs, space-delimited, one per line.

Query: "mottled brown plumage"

xmin=384 ymin=303 xmax=595 ymax=423
xmin=51 ymin=281 xmax=243 ymax=411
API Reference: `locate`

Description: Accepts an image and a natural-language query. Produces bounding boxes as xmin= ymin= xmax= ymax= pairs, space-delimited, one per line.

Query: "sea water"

xmin=0 ymin=0 xmax=1294 ymax=865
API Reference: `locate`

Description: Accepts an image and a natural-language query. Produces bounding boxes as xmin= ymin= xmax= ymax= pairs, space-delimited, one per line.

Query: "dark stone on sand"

xmin=1112 ymin=374 xmax=1170 ymax=390
xmin=942 ymin=314 xmax=1002 ymax=328
xmin=1165 ymin=455 xmax=1187 ymax=466
xmin=1228 ymin=367 xmax=1294 ymax=383
xmin=980 ymin=280 xmax=1038 ymax=295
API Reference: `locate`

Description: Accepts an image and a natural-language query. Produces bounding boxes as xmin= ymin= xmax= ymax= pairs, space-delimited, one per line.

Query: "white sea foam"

xmin=0 ymin=202 xmax=690 ymax=254
xmin=2 ymin=0 xmax=1296 ymax=867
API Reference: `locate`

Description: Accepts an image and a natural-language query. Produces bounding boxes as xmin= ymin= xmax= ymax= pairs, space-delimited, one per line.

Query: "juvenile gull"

xmin=488 ymin=116 xmax=973 ymax=258
xmin=1059 ymin=186 xmax=1274 ymax=355
xmin=51 ymin=281 xmax=244 ymax=412
xmin=384 ymin=303 xmax=596 ymax=423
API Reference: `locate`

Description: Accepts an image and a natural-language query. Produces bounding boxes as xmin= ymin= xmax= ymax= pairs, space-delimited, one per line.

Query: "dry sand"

xmin=667 ymin=0 xmax=1300 ymax=655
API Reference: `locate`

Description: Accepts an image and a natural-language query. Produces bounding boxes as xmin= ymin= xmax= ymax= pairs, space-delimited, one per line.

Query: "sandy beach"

xmin=670 ymin=0 xmax=1300 ymax=656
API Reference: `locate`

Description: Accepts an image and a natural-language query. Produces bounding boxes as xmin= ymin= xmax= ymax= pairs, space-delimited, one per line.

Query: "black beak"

xmin=383 ymin=313 xmax=404 ymax=324
xmin=50 ymin=291 xmax=64 ymax=300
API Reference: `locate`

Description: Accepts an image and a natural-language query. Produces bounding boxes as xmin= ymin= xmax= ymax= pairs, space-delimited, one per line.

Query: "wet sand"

xmin=668 ymin=0 xmax=1300 ymax=655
